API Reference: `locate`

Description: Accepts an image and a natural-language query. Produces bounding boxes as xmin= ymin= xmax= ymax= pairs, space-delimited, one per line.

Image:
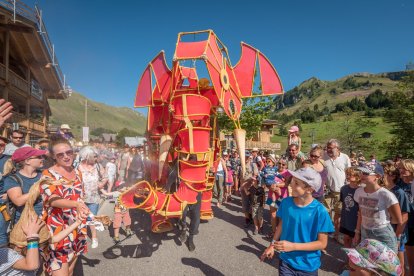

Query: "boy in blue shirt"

xmin=261 ymin=167 xmax=334 ymax=275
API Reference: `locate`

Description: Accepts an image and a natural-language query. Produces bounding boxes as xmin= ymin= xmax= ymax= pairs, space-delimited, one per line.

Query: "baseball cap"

xmin=288 ymin=167 xmax=322 ymax=192
xmin=222 ymin=151 xmax=228 ymax=156
xmin=12 ymin=147 xmax=47 ymax=163
xmin=357 ymin=161 xmax=384 ymax=176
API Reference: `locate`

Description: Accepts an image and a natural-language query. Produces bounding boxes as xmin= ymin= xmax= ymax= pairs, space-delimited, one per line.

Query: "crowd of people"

xmin=214 ymin=125 xmax=413 ymax=275
xmin=1 ymin=97 xmax=414 ymax=276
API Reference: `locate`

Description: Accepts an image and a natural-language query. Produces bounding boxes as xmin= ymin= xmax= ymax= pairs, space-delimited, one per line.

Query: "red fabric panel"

xmin=223 ymin=89 xmax=242 ymax=120
xmin=177 ymin=127 xmax=211 ymax=153
xmin=171 ymin=94 xmax=211 ymax=121
xmin=151 ymin=52 xmax=172 ymax=102
xmin=134 ymin=66 xmax=152 ymax=107
xmin=207 ymin=34 xmax=223 ymax=71
xmin=225 ymin=60 xmax=240 ymax=97
xmin=258 ymin=52 xmax=283 ymax=95
xmin=173 ymin=182 xmax=198 ymax=204
xmin=233 ymin=43 xmax=257 ymax=98
xmin=175 ymin=41 xmax=208 ymax=59
xmin=206 ymin=62 xmax=223 ymax=104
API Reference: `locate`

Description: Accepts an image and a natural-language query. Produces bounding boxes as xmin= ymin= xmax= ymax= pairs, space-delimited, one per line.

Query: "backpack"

xmin=6 ymin=174 xmax=24 ymax=230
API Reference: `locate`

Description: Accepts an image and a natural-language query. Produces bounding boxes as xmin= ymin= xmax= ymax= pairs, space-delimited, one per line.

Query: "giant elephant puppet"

xmin=120 ymin=30 xmax=283 ymax=233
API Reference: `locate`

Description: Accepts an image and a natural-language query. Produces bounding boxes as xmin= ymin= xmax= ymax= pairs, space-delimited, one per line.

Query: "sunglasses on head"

xmin=55 ymin=150 xmax=74 ymax=159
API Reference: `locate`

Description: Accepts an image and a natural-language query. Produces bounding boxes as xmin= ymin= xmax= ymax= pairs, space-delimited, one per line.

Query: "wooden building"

xmin=0 ymin=1 xmax=68 ymax=144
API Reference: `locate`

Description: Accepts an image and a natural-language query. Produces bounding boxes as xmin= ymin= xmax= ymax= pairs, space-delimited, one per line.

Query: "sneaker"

xmin=187 ymin=237 xmax=195 ymax=252
xmin=178 ymin=230 xmax=188 ymax=243
xmin=91 ymin=238 xmax=99 ymax=249
xmin=113 ymin=236 xmax=120 ymax=244
xmin=253 ymin=229 xmax=258 ymax=235
xmin=125 ymin=228 xmax=133 ymax=237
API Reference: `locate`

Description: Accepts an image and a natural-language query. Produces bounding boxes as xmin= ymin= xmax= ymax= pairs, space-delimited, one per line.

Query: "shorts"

xmin=241 ymin=192 xmax=251 ymax=213
xmin=279 ymin=259 xmax=318 ymax=276
xmin=266 ymin=197 xmax=281 ymax=209
xmin=113 ymin=211 xmax=131 ymax=228
xmin=86 ymin=203 xmax=99 ymax=215
xmin=339 ymin=226 xmax=355 ymax=238
xmin=362 ymin=224 xmax=397 ymax=253
xmin=108 ymin=175 xmax=116 ymax=183
xmin=323 ymin=192 xmax=342 ymax=215
xmin=225 ymin=182 xmax=234 ymax=187
xmin=251 ymin=205 xmax=263 ymax=220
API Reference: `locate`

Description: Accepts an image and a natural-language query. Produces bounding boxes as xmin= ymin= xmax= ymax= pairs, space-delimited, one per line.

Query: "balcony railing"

xmin=0 ymin=0 xmax=65 ymax=92
xmin=7 ymin=111 xmax=45 ymax=133
xmin=0 ymin=63 xmax=30 ymax=95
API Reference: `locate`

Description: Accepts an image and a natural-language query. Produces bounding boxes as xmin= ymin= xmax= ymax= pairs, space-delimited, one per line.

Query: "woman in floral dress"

xmin=40 ymin=139 xmax=89 ymax=276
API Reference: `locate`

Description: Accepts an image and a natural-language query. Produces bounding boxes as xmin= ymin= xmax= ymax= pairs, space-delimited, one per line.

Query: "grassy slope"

xmin=270 ymin=74 xmax=400 ymax=160
xmin=48 ymin=92 xmax=147 ymax=138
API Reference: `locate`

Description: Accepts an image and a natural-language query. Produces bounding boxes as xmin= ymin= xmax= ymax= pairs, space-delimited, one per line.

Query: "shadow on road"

xmin=182 ymin=257 xmax=225 ymax=275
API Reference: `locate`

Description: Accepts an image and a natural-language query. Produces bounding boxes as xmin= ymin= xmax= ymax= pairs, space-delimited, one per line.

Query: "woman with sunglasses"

xmin=4 ymin=147 xmax=46 ymax=225
xmin=40 ymin=138 xmax=89 ymax=276
xmin=308 ymin=146 xmax=328 ymax=203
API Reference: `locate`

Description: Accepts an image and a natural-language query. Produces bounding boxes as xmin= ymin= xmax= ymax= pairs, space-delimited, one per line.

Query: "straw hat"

xmin=60 ymin=124 xmax=71 ymax=130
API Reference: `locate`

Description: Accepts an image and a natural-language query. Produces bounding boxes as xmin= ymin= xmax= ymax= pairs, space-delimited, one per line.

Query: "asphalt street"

xmin=75 ymin=196 xmax=347 ymax=275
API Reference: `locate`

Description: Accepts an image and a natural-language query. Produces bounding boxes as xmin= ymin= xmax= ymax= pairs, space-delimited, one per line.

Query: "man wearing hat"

xmin=4 ymin=130 xmax=30 ymax=156
xmin=57 ymin=124 xmax=74 ymax=141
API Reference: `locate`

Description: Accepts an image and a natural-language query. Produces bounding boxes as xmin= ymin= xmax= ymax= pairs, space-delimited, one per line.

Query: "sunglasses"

xmin=278 ymin=163 xmax=286 ymax=166
xmin=310 ymin=154 xmax=320 ymax=158
xmin=12 ymin=136 xmax=23 ymax=139
xmin=55 ymin=150 xmax=74 ymax=159
xmin=289 ymin=150 xmax=296 ymax=152
xmin=28 ymin=155 xmax=45 ymax=160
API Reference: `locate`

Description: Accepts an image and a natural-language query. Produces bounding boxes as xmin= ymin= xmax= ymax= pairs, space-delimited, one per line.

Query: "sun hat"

xmin=222 ymin=151 xmax=228 ymax=156
xmin=288 ymin=125 xmax=299 ymax=133
xmin=288 ymin=167 xmax=322 ymax=192
xmin=357 ymin=161 xmax=384 ymax=177
xmin=267 ymin=155 xmax=277 ymax=165
xmin=60 ymin=124 xmax=71 ymax=130
xmin=343 ymin=239 xmax=402 ymax=276
xmin=252 ymin=147 xmax=259 ymax=152
xmin=12 ymin=147 xmax=47 ymax=163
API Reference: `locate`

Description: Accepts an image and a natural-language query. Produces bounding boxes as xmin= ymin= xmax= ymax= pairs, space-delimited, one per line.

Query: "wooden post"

xmin=4 ymin=30 xmax=9 ymax=82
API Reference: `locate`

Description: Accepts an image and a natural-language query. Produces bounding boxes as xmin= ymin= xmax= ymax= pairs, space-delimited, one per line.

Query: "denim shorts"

xmin=362 ymin=224 xmax=397 ymax=253
xmin=86 ymin=203 xmax=100 ymax=215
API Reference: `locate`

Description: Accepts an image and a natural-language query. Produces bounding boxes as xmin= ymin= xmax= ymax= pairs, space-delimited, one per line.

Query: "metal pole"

xmin=85 ymin=99 xmax=87 ymax=127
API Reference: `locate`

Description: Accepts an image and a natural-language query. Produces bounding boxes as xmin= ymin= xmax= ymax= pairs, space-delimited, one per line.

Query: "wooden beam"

xmin=0 ymin=23 xmax=33 ymax=33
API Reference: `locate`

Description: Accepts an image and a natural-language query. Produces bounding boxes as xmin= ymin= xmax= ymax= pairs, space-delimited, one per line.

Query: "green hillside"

xmin=48 ymin=92 xmax=147 ymax=138
xmin=269 ymin=71 xmax=409 ymax=160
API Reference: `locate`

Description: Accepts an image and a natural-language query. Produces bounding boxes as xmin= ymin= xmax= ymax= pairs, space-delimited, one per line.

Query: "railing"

xmin=9 ymin=69 xmax=29 ymax=94
xmin=6 ymin=112 xmax=45 ymax=132
xmin=246 ymin=141 xmax=281 ymax=151
xmin=0 ymin=0 xmax=65 ymax=93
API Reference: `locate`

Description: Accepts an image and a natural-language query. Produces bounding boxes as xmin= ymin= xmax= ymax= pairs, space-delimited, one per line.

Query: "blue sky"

xmin=25 ymin=0 xmax=413 ymax=113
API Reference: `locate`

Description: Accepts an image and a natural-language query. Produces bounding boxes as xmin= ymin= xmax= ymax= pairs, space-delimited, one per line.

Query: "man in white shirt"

xmin=4 ymin=130 xmax=29 ymax=155
xmin=323 ymin=139 xmax=351 ymax=238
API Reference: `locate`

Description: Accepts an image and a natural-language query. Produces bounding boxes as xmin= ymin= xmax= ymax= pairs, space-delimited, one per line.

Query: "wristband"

xmin=271 ymin=239 xmax=277 ymax=245
xmin=27 ymin=241 xmax=39 ymax=250
xmin=27 ymin=238 xmax=40 ymax=243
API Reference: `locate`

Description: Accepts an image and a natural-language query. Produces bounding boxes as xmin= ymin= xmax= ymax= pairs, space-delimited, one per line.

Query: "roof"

xmin=262 ymin=119 xmax=279 ymax=126
xmin=124 ymin=136 xmax=146 ymax=147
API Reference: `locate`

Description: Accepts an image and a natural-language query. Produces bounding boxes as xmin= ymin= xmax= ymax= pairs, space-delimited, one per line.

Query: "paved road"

xmin=75 ymin=196 xmax=347 ymax=275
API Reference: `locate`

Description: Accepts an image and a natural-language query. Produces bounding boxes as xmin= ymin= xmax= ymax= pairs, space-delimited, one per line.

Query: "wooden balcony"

xmin=0 ymin=63 xmax=30 ymax=95
xmin=7 ymin=111 xmax=46 ymax=133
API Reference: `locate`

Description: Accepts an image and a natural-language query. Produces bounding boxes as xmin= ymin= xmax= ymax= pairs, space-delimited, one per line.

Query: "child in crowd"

xmin=383 ymin=163 xmax=410 ymax=274
xmin=100 ymin=188 xmax=132 ymax=243
xmin=353 ymin=162 xmax=403 ymax=253
xmin=339 ymin=167 xmax=361 ymax=248
xmin=261 ymin=167 xmax=334 ymax=274
xmin=261 ymin=155 xmax=278 ymax=189
xmin=244 ymin=178 xmax=265 ymax=235
xmin=266 ymin=158 xmax=288 ymax=238
xmin=105 ymin=156 xmax=117 ymax=192
xmin=287 ymin=125 xmax=301 ymax=153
